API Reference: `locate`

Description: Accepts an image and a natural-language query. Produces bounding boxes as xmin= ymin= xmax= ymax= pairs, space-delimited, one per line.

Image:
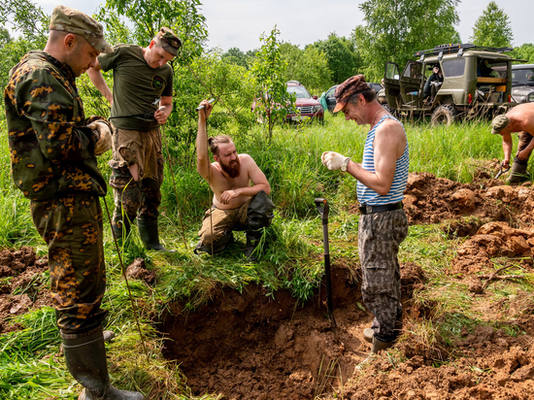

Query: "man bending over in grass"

xmin=194 ymin=99 xmax=275 ymax=259
xmin=321 ymin=75 xmax=409 ymax=353
xmin=491 ymin=103 xmax=534 ymax=184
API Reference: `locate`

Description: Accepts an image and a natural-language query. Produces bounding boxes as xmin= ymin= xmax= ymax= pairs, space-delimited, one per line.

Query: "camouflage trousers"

xmin=109 ymin=127 xmax=164 ymax=230
xmin=358 ymin=208 xmax=408 ymax=342
xmin=31 ymin=195 xmax=107 ymax=334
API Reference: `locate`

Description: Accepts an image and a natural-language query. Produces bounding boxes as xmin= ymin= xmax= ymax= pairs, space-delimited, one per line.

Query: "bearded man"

xmin=194 ymin=100 xmax=274 ymax=258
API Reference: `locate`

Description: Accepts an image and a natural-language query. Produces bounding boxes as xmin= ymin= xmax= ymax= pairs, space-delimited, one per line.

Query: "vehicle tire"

xmin=431 ymin=105 xmax=456 ymax=126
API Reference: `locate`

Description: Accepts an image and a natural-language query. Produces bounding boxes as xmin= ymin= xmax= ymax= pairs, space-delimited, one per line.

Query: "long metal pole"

xmin=314 ymin=198 xmax=336 ymax=327
xmin=102 ymin=197 xmax=149 ymax=356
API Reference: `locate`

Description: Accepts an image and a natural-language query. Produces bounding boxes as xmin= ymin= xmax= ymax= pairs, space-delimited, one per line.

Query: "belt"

xmin=359 ymin=202 xmax=403 ymax=215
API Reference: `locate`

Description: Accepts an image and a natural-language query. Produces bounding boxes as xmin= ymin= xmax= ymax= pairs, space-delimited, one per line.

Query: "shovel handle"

xmin=494 ymin=165 xmax=510 ymax=179
xmin=314 ymin=198 xmax=329 ymax=224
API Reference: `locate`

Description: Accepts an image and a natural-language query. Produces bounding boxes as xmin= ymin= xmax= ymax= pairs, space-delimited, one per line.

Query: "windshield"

xmin=512 ymin=68 xmax=534 ymax=86
xmin=287 ymin=85 xmax=311 ymax=98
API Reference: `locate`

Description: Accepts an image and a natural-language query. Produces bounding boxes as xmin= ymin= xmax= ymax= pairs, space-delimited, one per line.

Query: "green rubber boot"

xmin=61 ymin=327 xmax=144 ymax=400
xmin=137 ymin=217 xmax=174 ymax=252
xmin=508 ymin=157 xmax=530 ymax=185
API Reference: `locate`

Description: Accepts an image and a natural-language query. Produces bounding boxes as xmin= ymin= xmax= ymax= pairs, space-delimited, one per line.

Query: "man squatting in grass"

xmin=4 ymin=5 xmax=144 ymax=400
xmin=322 ymin=75 xmax=409 ymax=353
xmin=491 ymin=102 xmax=534 ymax=184
xmin=194 ymin=99 xmax=275 ymax=259
xmin=87 ymin=26 xmax=181 ymax=251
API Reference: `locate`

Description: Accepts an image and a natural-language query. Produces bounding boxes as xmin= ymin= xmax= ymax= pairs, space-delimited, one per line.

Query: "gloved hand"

xmin=321 ymin=151 xmax=350 ymax=171
xmin=87 ymin=119 xmax=112 ymax=155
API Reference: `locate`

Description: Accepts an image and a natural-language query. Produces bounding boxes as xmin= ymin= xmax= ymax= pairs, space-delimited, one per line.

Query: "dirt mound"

xmin=340 ymin=322 xmax=534 ymax=400
xmin=161 ymin=262 xmax=425 ymax=399
xmin=403 ymin=173 xmax=534 ymax=227
xmin=451 ymin=221 xmax=534 ymax=275
xmin=126 ymin=258 xmax=156 ymax=285
xmin=0 ymin=247 xmax=49 ymax=333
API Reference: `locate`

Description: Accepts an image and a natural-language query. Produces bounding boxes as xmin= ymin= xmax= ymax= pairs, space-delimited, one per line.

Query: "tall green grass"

xmin=0 ymin=107 xmax=522 ymax=399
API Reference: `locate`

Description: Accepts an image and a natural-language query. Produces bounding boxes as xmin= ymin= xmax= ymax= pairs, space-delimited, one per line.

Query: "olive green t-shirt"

xmin=98 ymin=44 xmax=173 ymax=130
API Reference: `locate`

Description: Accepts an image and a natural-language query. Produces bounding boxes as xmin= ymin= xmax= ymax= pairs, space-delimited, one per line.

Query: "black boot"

xmin=61 ymin=327 xmax=144 ymax=400
xmin=508 ymin=157 xmax=530 ymax=185
xmin=137 ymin=217 xmax=173 ymax=252
xmin=194 ymin=231 xmax=234 ymax=255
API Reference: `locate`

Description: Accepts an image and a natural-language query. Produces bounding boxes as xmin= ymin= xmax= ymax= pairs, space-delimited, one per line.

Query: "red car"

xmin=286 ymin=80 xmax=324 ymax=123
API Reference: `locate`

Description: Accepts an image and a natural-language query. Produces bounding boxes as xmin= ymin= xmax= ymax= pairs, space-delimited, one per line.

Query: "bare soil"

xmin=0 ymin=246 xmax=49 ymax=333
xmin=161 ymin=172 xmax=534 ymax=399
xmin=161 ymin=262 xmax=426 ymax=400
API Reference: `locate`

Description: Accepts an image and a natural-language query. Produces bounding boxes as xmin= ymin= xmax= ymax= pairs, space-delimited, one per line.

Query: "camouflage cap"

xmin=333 ymin=74 xmax=371 ymax=113
xmin=156 ymin=27 xmax=181 ymax=56
xmin=491 ymin=114 xmax=510 ymax=134
xmin=49 ymin=5 xmax=112 ymax=53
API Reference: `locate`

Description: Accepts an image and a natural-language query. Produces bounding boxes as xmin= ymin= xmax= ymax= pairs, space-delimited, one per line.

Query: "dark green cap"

xmin=49 ymin=5 xmax=112 ymax=53
xmin=156 ymin=27 xmax=181 ymax=56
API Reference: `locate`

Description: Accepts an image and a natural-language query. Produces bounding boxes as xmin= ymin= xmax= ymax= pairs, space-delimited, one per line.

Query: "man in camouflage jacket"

xmin=4 ymin=5 xmax=143 ymax=400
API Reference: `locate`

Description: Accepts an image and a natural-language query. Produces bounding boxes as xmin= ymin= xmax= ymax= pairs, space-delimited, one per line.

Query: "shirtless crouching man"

xmin=194 ymin=99 xmax=275 ymax=258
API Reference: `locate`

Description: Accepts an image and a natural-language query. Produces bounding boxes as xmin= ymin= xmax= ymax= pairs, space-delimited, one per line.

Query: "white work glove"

xmin=87 ymin=120 xmax=112 ymax=155
xmin=321 ymin=151 xmax=350 ymax=171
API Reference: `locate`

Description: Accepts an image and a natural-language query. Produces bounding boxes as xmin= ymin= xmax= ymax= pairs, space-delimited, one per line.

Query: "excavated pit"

xmin=160 ymin=263 xmax=426 ymax=399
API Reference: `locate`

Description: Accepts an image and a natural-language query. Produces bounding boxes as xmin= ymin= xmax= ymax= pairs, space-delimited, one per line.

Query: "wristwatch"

xmin=341 ymin=157 xmax=350 ymax=172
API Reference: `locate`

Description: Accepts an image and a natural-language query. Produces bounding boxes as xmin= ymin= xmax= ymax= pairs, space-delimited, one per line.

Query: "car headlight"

xmin=528 ymin=92 xmax=534 ymax=102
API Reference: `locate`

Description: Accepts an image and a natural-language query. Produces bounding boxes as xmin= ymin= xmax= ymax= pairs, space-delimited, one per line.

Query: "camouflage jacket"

xmin=4 ymin=51 xmax=106 ymax=200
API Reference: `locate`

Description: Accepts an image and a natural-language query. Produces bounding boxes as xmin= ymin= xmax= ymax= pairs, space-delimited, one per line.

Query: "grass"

xmin=1 ymin=109 xmax=533 ymax=398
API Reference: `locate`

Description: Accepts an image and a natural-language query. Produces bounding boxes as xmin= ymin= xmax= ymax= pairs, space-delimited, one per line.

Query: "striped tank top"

xmin=357 ymin=115 xmax=409 ymax=206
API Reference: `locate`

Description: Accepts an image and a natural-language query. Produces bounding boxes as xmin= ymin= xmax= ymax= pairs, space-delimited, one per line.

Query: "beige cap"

xmin=491 ymin=114 xmax=510 ymax=134
xmin=49 ymin=5 xmax=112 ymax=53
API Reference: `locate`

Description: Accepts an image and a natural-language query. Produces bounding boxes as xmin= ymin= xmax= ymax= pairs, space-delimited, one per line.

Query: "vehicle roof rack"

xmin=415 ymin=43 xmax=513 ymax=59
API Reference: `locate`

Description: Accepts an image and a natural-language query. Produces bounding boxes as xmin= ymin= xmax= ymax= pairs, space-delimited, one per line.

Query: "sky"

xmin=33 ymin=0 xmax=533 ymax=51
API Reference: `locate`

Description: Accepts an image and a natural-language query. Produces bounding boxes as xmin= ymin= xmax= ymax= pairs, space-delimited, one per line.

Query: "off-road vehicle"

xmin=383 ymin=43 xmax=518 ymax=125
xmin=510 ymin=64 xmax=534 ymax=103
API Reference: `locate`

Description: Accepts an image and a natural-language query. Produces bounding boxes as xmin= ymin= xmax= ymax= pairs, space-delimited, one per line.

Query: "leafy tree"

xmin=97 ymin=0 xmax=208 ymax=63
xmin=222 ymin=47 xmax=249 ymax=68
xmin=353 ymin=0 xmax=460 ymax=81
xmin=0 ymin=0 xmax=48 ymax=45
xmin=250 ymin=26 xmax=291 ymax=141
xmin=313 ymin=34 xmax=358 ymax=83
xmin=0 ymin=0 xmax=48 ymax=88
xmin=280 ymin=43 xmax=332 ymax=93
xmin=512 ymin=43 xmax=534 ymax=64
xmin=471 ymin=1 xmax=513 ymax=48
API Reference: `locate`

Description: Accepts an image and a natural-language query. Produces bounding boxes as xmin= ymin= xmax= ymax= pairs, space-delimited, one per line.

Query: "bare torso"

xmin=508 ymin=103 xmax=534 ymax=134
xmin=209 ymin=154 xmax=258 ymax=209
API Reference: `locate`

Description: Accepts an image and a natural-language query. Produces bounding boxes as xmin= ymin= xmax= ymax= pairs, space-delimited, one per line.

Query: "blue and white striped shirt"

xmin=356 ymin=115 xmax=409 ymax=206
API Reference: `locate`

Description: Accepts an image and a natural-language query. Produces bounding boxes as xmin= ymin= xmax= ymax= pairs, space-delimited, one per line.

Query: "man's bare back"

xmin=507 ymin=103 xmax=534 ymax=133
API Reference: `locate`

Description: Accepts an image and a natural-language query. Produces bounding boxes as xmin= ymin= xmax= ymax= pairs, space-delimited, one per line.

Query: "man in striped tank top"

xmin=321 ymin=75 xmax=409 ymax=354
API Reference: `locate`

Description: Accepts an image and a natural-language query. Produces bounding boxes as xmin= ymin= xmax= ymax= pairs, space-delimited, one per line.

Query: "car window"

xmin=512 ymin=68 xmax=534 ymax=85
xmin=385 ymin=62 xmax=400 ymax=80
xmin=402 ymin=62 xmax=422 ymax=79
xmin=287 ymin=86 xmax=311 ymax=98
xmin=326 ymin=86 xmax=337 ymax=97
xmin=442 ymin=58 xmax=465 ymax=77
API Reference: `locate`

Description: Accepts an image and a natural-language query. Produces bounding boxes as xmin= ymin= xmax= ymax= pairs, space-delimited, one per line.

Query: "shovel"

xmin=494 ymin=164 xmax=510 ymax=179
xmin=315 ymin=198 xmax=336 ymax=328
